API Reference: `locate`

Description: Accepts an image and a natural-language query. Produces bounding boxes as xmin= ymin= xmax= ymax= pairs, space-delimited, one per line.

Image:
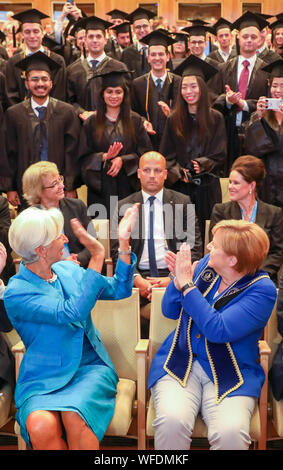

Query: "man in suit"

xmin=182 ymin=19 xmax=212 ymax=60
xmin=110 ymin=151 xmax=203 ymax=336
xmin=4 ymin=52 xmax=81 ymax=208
xmin=121 ymin=7 xmax=156 ymax=79
xmin=131 ymin=30 xmax=181 ymax=150
xmin=66 ymin=15 xmax=128 ymax=121
xmin=211 ymin=11 xmax=270 ymax=174
xmin=206 ymin=18 xmax=237 ymax=65
xmin=5 ymin=9 xmax=66 ymax=105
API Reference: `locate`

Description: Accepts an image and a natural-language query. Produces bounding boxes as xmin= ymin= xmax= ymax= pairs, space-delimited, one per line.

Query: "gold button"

xmin=196 ymin=334 xmax=201 ymax=339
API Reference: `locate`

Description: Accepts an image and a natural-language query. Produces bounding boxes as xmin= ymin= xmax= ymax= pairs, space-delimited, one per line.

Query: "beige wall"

xmin=1 ymin=1 xmax=282 ymax=25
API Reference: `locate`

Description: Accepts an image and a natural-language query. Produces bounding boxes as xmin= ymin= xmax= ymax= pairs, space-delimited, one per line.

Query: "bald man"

xmin=110 ymin=152 xmax=203 ymax=337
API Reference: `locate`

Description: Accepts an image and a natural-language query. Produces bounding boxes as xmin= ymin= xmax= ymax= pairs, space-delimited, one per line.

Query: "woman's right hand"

xmin=256 ymin=96 xmax=268 ymax=118
xmin=103 ymin=142 xmax=123 ymax=161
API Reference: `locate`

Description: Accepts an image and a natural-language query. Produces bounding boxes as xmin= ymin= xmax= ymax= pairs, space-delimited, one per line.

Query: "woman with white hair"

xmin=4 ymin=203 xmax=138 ymax=450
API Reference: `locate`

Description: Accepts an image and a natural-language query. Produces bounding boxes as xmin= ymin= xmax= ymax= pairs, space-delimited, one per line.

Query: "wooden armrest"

xmin=135 ymin=339 xmax=149 ymax=354
xmin=11 ymin=340 xmax=25 ymax=354
xmin=258 ymin=340 xmax=271 ymax=356
xmin=105 ymin=258 xmax=113 ymax=265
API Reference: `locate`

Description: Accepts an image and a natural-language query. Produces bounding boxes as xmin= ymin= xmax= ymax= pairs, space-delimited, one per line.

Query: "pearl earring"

xmin=249 ymin=188 xmax=252 ymax=194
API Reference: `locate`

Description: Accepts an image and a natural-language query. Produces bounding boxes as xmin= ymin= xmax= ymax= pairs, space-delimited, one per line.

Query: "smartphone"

xmin=265 ymin=98 xmax=282 ymax=110
xmin=68 ymin=0 xmax=74 ymax=4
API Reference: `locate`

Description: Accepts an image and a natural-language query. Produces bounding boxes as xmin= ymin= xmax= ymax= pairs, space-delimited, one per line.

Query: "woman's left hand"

xmin=158 ymin=101 xmax=171 ymax=118
xmin=107 ymin=157 xmax=123 ymax=177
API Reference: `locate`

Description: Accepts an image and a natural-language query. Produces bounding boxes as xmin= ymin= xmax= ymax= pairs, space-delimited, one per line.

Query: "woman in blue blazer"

xmin=4 ymin=204 xmax=138 ymax=450
xmin=148 ymin=219 xmax=277 ymax=450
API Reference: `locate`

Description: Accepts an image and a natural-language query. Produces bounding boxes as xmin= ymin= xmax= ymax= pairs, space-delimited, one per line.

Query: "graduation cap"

xmin=141 ymin=30 xmax=176 ymax=48
xmin=174 ymin=54 xmax=218 ymax=81
xmin=125 ymin=7 xmax=156 ymax=24
xmin=42 ymin=34 xmax=62 ymax=51
xmin=232 ymin=10 xmax=269 ymax=31
xmin=210 ymin=17 xmax=233 ymax=35
xmin=12 ymin=8 xmax=49 ymax=25
xmin=106 ymin=9 xmax=128 ymax=21
xmin=169 ymin=32 xmax=189 ymax=52
xmin=75 ymin=16 xmax=112 ymax=32
xmin=269 ymin=13 xmax=283 ymax=31
xmin=182 ymin=19 xmax=213 ymax=37
xmin=261 ymin=58 xmax=283 ymax=77
xmin=93 ymin=64 xmax=132 ymax=87
xmin=111 ymin=21 xmax=131 ymax=35
xmin=15 ymin=50 xmax=61 ymax=75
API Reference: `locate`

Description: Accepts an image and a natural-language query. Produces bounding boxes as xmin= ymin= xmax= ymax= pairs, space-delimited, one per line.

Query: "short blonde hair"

xmin=22 ymin=162 xmax=59 ymax=205
xmin=9 ymin=207 xmax=64 ymax=264
xmin=212 ymin=219 xmax=270 ymax=274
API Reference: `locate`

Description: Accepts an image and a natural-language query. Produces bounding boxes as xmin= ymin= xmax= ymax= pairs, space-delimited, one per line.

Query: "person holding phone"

xmin=244 ymin=59 xmax=283 ymax=209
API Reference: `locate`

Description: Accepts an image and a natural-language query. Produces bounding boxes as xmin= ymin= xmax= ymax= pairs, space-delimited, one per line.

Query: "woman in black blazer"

xmin=209 ymin=155 xmax=283 ymax=285
xmin=22 ymin=161 xmax=94 ymax=268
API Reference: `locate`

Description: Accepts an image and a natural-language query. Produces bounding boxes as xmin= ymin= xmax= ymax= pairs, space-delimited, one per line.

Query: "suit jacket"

xmin=269 ymin=270 xmax=283 ymax=400
xmin=209 ymin=199 xmax=283 ymax=284
xmin=5 ymin=49 xmax=66 ymax=106
xmin=4 ymin=256 xmax=136 ymax=408
xmin=110 ymin=188 xmax=203 ymax=270
xmin=59 ymin=198 xmax=93 ymax=268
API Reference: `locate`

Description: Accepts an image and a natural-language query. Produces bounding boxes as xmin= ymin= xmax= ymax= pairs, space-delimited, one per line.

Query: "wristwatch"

xmin=180 ymin=281 xmax=195 ymax=293
xmin=118 ymin=247 xmax=131 ymax=255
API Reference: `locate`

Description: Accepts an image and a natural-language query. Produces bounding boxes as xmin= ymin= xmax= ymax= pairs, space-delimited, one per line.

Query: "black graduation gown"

xmin=159 ymin=109 xmax=226 ymax=240
xmin=66 ymin=55 xmax=128 ymax=116
xmin=211 ymin=56 xmax=270 ymax=174
xmin=205 ymin=46 xmax=237 ymax=65
xmin=245 ymin=111 xmax=283 ymax=209
xmin=5 ymin=49 xmax=67 ymax=105
xmin=131 ymin=72 xmax=181 ymax=150
xmin=121 ymin=44 xmax=173 ymax=80
xmin=79 ymin=110 xmax=153 ymax=217
xmin=4 ymin=97 xmax=81 ymax=198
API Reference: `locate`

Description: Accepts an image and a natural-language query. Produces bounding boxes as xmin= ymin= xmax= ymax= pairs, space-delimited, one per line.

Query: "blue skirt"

xmin=17 ymin=336 xmax=118 ymax=448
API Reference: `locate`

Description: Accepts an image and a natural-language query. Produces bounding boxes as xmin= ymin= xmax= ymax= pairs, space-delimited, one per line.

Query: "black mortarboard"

xmin=75 ymin=16 xmax=112 ymax=32
xmin=269 ymin=13 xmax=283 ymax=31
xmin=141 ymin=30 xmax=176 ymax=48
xmin=106 ymin=9 xmax=128 ymax=20
xmin=262 ymin=58 xmax=283 ymax=77
xmin=15 ymin=50 xmax=61 ymax=74
xmin=125 ymin=7 xmax=156 ymax=24
xmin=210 ymin=17 xmax=233 ymax=35
xmin=182 ymin=19 xmax=213 ymax=37
xmin=232 ymin=11 xmax=269 ymax=31
xmin=94 ymin=64 xmax=131 ymax=87
xmin=0 ymin=31 xmax=5 ymax=43
xmin=42 ymin=34 xmax=61 ymax=50
xmin=170 ymin=32 xmax=189 ymax=52
xmin=174 ymin=54 xmax=218 ymax=81
xmin=12 ymin=8 xmax=49 ymax=24
xmin=111 ymin=22 xmax=131 ymax=35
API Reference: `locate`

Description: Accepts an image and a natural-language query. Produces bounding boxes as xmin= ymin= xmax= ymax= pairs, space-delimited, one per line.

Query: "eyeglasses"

xmin=135 ymin=24 xmax=150 ymax=30
xmin=190 ymin=40 xmax=205 ymax=45
xmin=42 ymin=175 xmax=64 ymax=190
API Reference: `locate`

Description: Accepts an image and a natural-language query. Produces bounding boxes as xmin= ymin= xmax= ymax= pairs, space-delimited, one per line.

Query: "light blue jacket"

xmin=4 ymin=256 xmax=136 ymax=408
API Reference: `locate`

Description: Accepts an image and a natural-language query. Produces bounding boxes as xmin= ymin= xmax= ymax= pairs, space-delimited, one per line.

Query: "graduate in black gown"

xmin=5 ymin=9 xmax=66 ymax=105
xmin=4 ymin=52 xmax=81 ymax=208
xmin=79 ymin=66 xmax=152 ymax=218
xmin=131 ymin=30 xmax=181 ymax=150
xmin=159 ymin=55 xmax=226 ymax=241
xmin=245 ymin=59 xmax=283 ymax=209
xmin=66 ymin=15 xmax=129 ymax=122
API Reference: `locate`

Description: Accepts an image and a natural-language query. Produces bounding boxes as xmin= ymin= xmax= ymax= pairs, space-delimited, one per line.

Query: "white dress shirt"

xmin=31 ymin=96 xmax=49 ymax=117
xmin=151 ymin=71 xmax=167 ymax=89
xmin=138 ymin=189 xmax=168 ymax=271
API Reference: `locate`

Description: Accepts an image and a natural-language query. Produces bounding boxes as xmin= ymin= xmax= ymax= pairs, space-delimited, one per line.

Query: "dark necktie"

xmin=148 ymin=196 xmax=159 ymax=277
xmin=90 ymin=59 xmax=99 ymax=70
xmin=35 ymin=106 xmax=48 ymax=161
xmin=156 ymin=78 xmax=162 ymax=93
xmin=238 ymin=59 xmax=250 ymax=99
